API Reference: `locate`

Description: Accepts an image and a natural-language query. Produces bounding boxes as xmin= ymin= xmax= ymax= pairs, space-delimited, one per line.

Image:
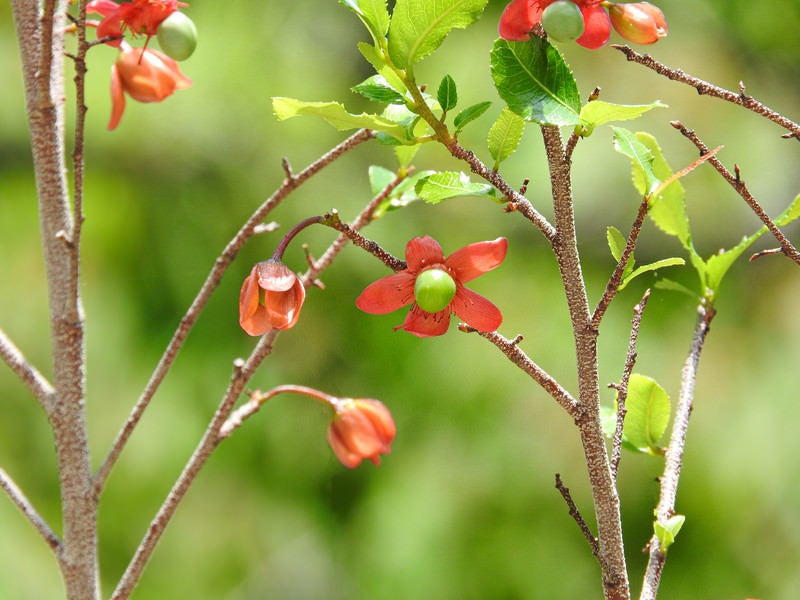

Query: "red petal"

xmin=498 ymin=0 xmax=542 ymax=41
xmin=446 ymin=237 xmax=508 ymax=283
xmin=108 ymin=62 xmax=126 ymax=130
xmin=239 ymin=267 xmax=271 ymax=335
xmin=451 ymin=287 xmax=503 ymax=332
xmin=405 ymin=236 xmax=445 ymax=272
xmin=356 ymin=272 xmax=415 ymax=314
xmin=396 ymin=305 xmax=451 ymax=337
xmin=576 ymin=3 xmax=611 ymax=49
xmin=264 ymin=281 xmax=305 ymax=330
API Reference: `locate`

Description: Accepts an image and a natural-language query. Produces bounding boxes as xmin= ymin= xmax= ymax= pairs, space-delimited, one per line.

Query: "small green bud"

xmin=414 ymin=269 xmax=457 ymax=313
xmin=541 ymin=0 xmax=585 ymax=43
xmin=157 ymin=12 xmax=198 ymax=61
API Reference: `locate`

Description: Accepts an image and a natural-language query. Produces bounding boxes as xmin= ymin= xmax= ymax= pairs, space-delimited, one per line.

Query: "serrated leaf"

xmin=622 ymin=374 xmax=670 ymax=454
xmin=654 ymin=515 xmax=685 ymax=552
xmin=488 ymin=107 xmax=525 ymax=167
xmin=437 ymin=74 xmax=458 ymax=112
xmin=352 ymin=75 xmax=408 ymax=104
xmin=273 ymin=97 xmax=409 ymax=140
xmin=612 ymin=127 xmax=659 ymax=195
xmin=388 ymin=0 xmax=488 ymax=69
xmin=577 ymin=100 xmax=667 ymax=137
xmin=775 ymin=193 xmax=800 ymax=226
xmin=620 ymin=257 xmax=685 ymax=291
xmin=490 ymin=37 xmax=581 ymax=126
xmin=340 ymin=0 xmax=390 ymax=45
xmin=415 ymin=171 xmax=493 ymax=204
xmin=454 ymin=101 xmax=491 ymax=130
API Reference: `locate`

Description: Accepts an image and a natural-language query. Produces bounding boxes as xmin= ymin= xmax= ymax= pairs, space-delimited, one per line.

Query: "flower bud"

xmin=238 ymin=260 xmax=306 ymax=335
xmin=609 ymin=2 xmax=667 ymax=45
xmin=328 ymin=399 xmax=396 ymax=468
xmin=157 ymin=11 xmax=198 ymax=61
xmin=414 ymin=269 xmax=457 ymax=313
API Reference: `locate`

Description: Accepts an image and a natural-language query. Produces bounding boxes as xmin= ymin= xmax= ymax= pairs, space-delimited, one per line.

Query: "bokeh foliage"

xmin=1 ymin=1 xmax=799 ymax=598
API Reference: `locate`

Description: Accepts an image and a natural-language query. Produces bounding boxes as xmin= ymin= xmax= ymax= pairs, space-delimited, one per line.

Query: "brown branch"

xmin=0 ymin=328 xmax=56 ymax=412
xmin=93 ymin=129 xmax=375 ymax=494
xmin=670 ymin=121 xmax=800 ymax=266
xmin=555 ymin=473 xmax=601 ymax=559
xmin=613 ymin=45 xmax=800 ymax=140
xmin=609 ymin=289 xmax=651 ymax=481
xmin=0 ymin=467 xmax=61 ymax=553
xmin=640 ymin=304 xmax=716 ymax=600
xmin=320 ymin=211 xmax=406 ymax=272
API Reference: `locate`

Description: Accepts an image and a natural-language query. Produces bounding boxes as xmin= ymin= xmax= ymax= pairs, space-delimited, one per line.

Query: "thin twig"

xmin=460 ymin=327 xmax=580 ymax=418
xmin=109 ymin=333 xmax=278 ymax=600
xmin=321 ymin=212 xmax=406 ymax=272
xmin=93 ymin=129 xmax=374 ymax=494
xmin=613 ymin=45 xmax=800 ymax=140
xmin=0 ymin=468 xmax=61 ymax=552
xmin=592 ymin=197 xmax=650 ymax=328
xmin=671 ymin=121 xmax=800 ymax=266
xmin=0 ymin=328 xmax=56 ymax=412
xmin=555 ymin=473 xmax=601 ymax=560
xmin=640 ymin=304 xmax=716 ymax=600
xmin=609 ymin=289 xmax=651 ymax=481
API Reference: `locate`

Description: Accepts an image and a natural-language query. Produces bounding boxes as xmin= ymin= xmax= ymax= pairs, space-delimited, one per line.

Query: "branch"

xmin=0 ymin=328 xmax=56 ymax=412
xmin=0 ymin=467 xmax=61 ymax=553
xmin=555 ymin=473 xmax=600 ymax=559
xmin=459 ymin=328 xmax=580 ymax=418
xmin=670 ymin=121 xmax=800 ymax=266
xmin=93 ymin=129 xmax=374 ymax=494
xmin=640 ymin=304 xmax=716 ymax=600
xmin=609 ymin=289 xmax=651 ymax=481
xmin=613 ymin=45 xmax=800 ymax=140
xmin=320 ymin=211 xmax=406 ymax=272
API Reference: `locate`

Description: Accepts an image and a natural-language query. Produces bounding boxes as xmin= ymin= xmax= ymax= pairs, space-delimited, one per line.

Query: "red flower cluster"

xmin=499 ymin=0 xmax=666 ymax=49
xmin=328 ymin=399 xmax=396 ymax=469
xmin=356 ymin=236 xmax=507 ymax=338
xmin=88 ymin=0 xmax=186 ymax=46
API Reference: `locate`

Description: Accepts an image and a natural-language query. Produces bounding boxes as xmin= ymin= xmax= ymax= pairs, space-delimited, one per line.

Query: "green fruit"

xmin=414 ymin=269 xmax=456 ymax=313
xmin=157 ymin=12 xmax=198 ymax=61
xmin=541 ymin=0 xmax=585 ymax=43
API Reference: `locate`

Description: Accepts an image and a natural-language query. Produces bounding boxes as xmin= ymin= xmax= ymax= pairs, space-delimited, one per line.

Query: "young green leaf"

xmin=454 ymin=101 xmax=492 ymax=131
xmin=490 ymin=37 xmax=581 ymax=126
xmin=606 ymin=225 xmax=635 ymax=280
xmin=620 ymin=258 xmax=685 ymax=291
xmin=622 ymin=374 xmax=670 ymax=454
xmin=775 ymin=193 xmax=800 ymax=226
xmin=340 ymin=0 xmax=390 ymax=45
xmin=352 ymin=75 xmax=407 ymax=104
xmin=654 ymin=515 xmax=685 ymax=552
xmin=272 ymin=97 xmax=408 ymax=140
xmin=488 ymin=107 xmax=525 ymax=168
xmin=388 ymin=0 xmax=488 ymax=69
xmin=369 ymin=166 xmax=435 ymax=217
xmin=437 ymin=74 xmax=458 ymax=112
xmin=612 ymin=127 xmax=659 ymax=195
xmin=415 ymin=171 xmax=493 ymax=204
xmin=577 ymin=100 xmax=667 ymax=137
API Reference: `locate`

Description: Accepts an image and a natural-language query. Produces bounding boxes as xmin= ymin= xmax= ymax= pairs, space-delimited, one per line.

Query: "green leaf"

xmin=437 ymin=74 xmax=458 ymax=112
xmin=388 ymin=0 xmax=488 ymax=69
xmin=654 ymin=515 xmax=685 ymax=552
xmin=622 ymin=374 xmax=670 ymax=455
xmin=654 ymin=278 xmax=699 ymax=298
xmin=352 ymin=75 xmax=407 ymax=104
xmin=415 ymin=171 xmax=493 ymax=204
xmin=488 ymin=107 xmax=525 ymax=167
xmin=340 ymin=0 xmax=390 ymax=45
xmin=490 ymin=37 xmax=581 ymax=126
xmin=775 ymin=193 xmax=800 ymax=226
xmin=620 ymin=258 xmax=685 ymax=291
xmin=612 ymin=127 xmax=659 ymax=196
xmin=273 ymin=97 xmax=409 ymax=140
xmin=454 ymin=101 xmax=492 ymax=130
xmin=577 ymin=100 xmax=667 ymax=137
xmin=606 ymin=225 xmax=635 ymax=280
xmin=369 ymin=166 xmax=435 ymax=217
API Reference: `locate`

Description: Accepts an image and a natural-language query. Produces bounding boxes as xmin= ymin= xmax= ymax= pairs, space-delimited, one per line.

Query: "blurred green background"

xmin=2 ymin=1 xmax=799 ymax=598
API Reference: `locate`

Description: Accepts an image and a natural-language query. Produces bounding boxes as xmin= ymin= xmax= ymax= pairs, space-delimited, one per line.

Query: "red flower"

xmin=88 ymin=0 xmax=186 ymax=46
xmin=107 ymin=41 xmax=191 ymax=130
xmin=609 ymin=2 xmax=667 ymax=45
xmin=356 ymin=236 xmax=507 ymax=338
xmin=328 ymin=399 xmax=396 ymax=469
xmin=239 ymin=260 xmax=306 ymax=335
xmin=498 ymin=0 xmax=613 ymax=49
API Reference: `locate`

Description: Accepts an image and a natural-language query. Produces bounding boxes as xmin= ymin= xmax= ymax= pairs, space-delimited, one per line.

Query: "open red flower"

xmin=88 ymin=0 xmax=186 ymax=46
xmin=328 ymin=399 xmax=396 ymax=469
xmin=356 ymin=236 xmax=507 ymax=338
xmin=239 ymin=259 xmax=306 ymax=335
xmin=498 ymin=0 xmax=612 ymax=49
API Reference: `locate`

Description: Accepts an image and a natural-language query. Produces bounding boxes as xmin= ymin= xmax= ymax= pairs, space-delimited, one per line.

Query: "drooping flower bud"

xmin=609 ymin=2 xmax=667 ymax=45
xmin=238 ymin=259 xmax=306 ymax=335
xmin=327 ymin=399 xmax=396 ymax=468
